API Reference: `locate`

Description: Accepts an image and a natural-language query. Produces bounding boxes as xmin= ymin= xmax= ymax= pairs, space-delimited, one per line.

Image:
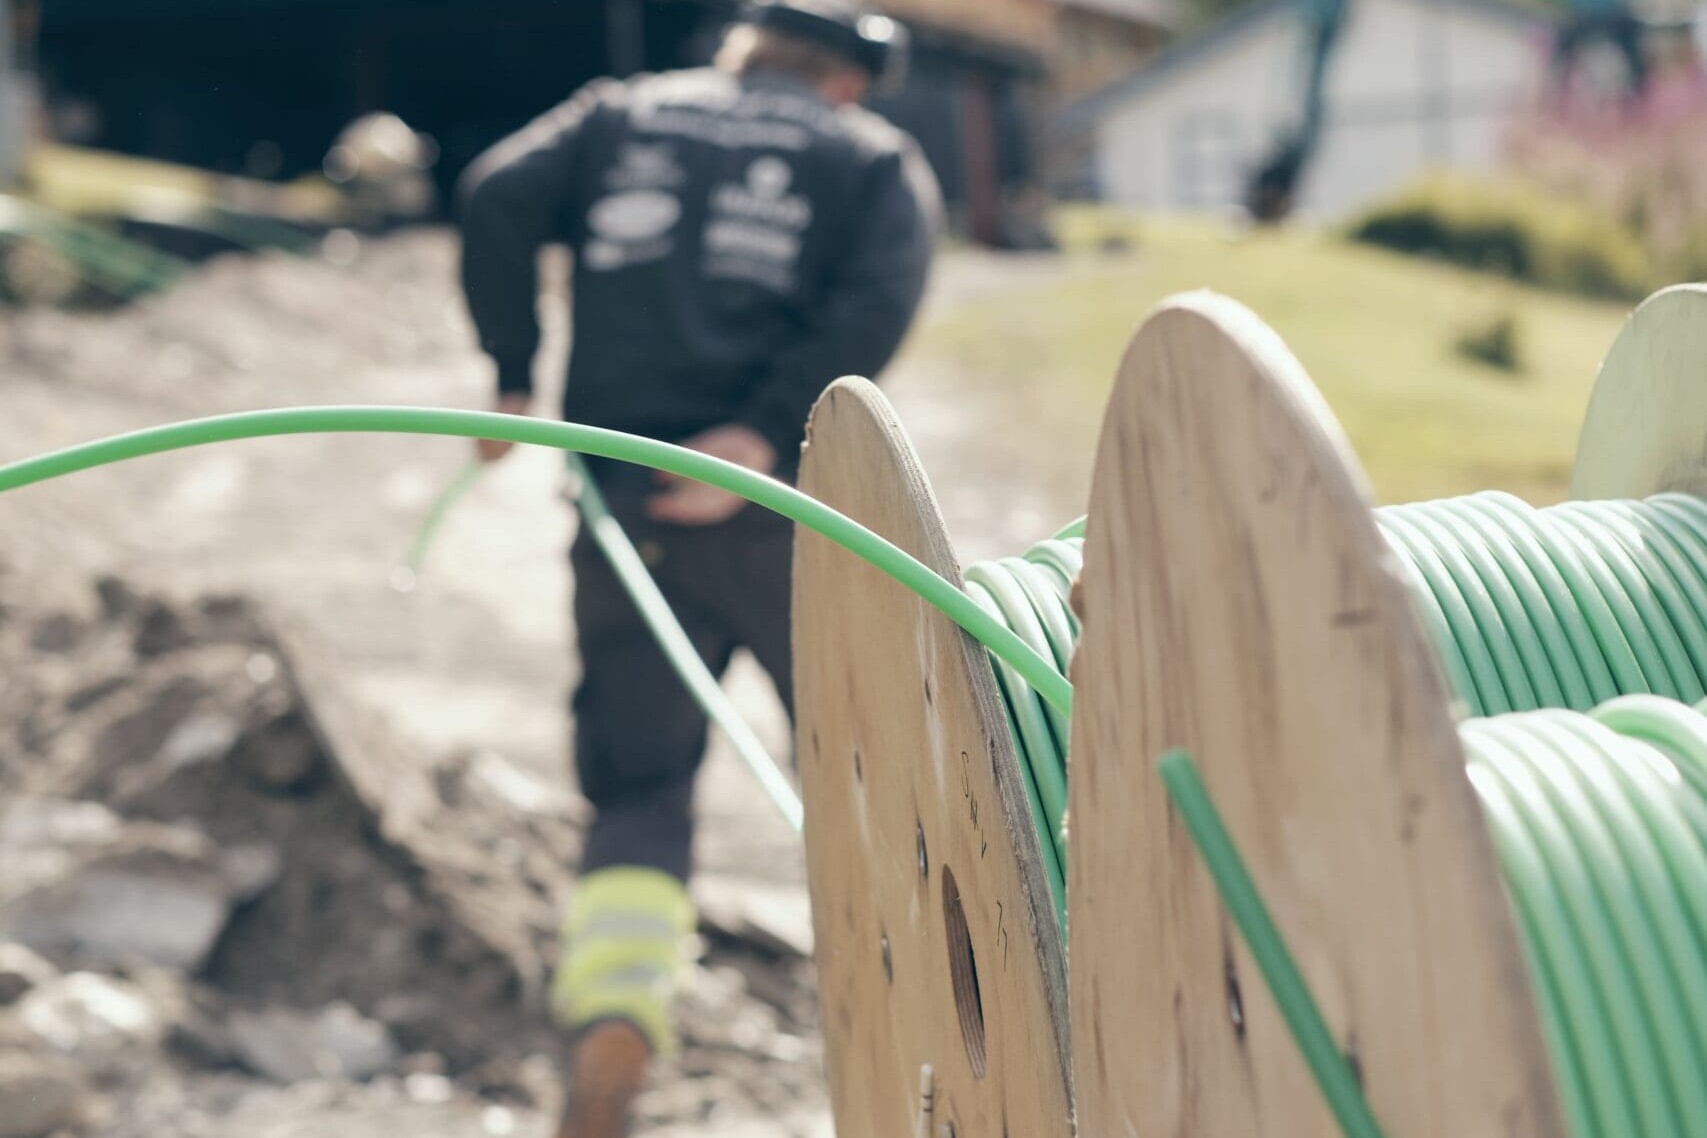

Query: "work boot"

xmin=549 ymin=866 xmax=694 ymax=1137
xmin=556 ymin=1018 xmax=652 ymax=1138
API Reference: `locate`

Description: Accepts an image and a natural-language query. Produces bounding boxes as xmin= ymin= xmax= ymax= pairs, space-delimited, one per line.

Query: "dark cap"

xmin=738 ymin=1 xmax=909 ymax=89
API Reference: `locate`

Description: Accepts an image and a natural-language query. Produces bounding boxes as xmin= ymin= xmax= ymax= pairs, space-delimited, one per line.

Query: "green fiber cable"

xmin=567 ymin=453 xmax=806 ymax=833
xmin=1158 ymin=749 xmax=1388 ymax=1138
xmin=0 ymin=405 xmax=1084 ymax=908
xmin=397 ymin=458 xmax=805 ymax=831
xmin=0 ymin=405 xmax=1070 ymax=718
xmin=401 ymin=459 xmax=484 ymax=578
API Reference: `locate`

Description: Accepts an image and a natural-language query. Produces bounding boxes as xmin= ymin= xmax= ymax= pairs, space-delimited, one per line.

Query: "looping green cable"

xmin=400 ymin=459 xmax=484 ymax=580
xmin=0 ymin=405 xmax=1072 ymax=717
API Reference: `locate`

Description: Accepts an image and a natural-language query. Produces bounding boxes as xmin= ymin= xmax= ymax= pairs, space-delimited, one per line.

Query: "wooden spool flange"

xmin=1067 ymin=293 xmax=1564 ymax=1137
xmin=1573 ymin=283 xmax=1707 ymax=499
xmin=794 ymin=378 xmax=1072 ymax=1138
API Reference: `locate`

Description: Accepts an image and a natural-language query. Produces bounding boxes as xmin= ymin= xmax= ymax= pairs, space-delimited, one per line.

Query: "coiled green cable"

xmin=1166 ymin=695 xmax=1707 ymax=1138
xmin=963 ymin=537 xmax=1082 ymax=927
xmin=1461 ymin=700 xmax=1707 ymax=1138
xmin=951 ymin=488 xmax=1707 ymax=1137
xmin=1374 ymin=493 xmax=1707 ymax=715
xmin=1162 ymin=492 xmax=1707 ymax=1138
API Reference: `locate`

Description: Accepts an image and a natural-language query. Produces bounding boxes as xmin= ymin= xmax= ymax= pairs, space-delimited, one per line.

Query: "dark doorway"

xmin=37 ymin=0 xmax=717 ymax=202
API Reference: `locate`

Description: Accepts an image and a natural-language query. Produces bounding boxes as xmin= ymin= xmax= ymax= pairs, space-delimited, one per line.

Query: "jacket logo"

xmin=584 ymin=188 xmax=681 ymax=271
xmin=746 ymin=156 xmax=792 ymax=200
xmin=711 ymin=158 xmax=812 ymax=230
xmin=605 ymin=143 xmax=684 ymax=190
xmin=588 ymin=190 xmax=682 ymax=242
xmin=702 ymin=157 xmax=812 ymax=293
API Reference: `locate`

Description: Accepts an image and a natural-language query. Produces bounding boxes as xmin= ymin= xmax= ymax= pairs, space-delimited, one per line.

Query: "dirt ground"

xmin=0 ymin=231 xmax=1094 ymax=1136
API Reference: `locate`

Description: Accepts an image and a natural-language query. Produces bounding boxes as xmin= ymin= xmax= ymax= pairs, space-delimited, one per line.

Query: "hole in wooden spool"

xmin=1224 ymin=955 xmax=1246 ymax=1039
xmin=917 ymin=822 xmax=929 ymax=881
xmin=853 ymin=747 xmax=863 ymax=784
xmin=881 ymin=932 xmax=893 ymax=984
xmin=940 ymin=865 xmax=987 ymax=1078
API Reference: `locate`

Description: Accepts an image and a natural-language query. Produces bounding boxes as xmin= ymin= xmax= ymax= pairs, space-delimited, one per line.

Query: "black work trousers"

xmin=570 ymin=486 xmax=794 ymax=884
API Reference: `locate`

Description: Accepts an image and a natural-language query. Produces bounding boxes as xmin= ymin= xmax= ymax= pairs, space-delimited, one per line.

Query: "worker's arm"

xmin=737 ymin=140 xmax=941 ymax=465
xmin=457 ymin=81 xmax=615 ymax=459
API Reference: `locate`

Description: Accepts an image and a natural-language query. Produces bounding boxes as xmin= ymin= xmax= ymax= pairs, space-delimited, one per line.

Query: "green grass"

xmin=917 ymin=213 xmax=1633 ymax=505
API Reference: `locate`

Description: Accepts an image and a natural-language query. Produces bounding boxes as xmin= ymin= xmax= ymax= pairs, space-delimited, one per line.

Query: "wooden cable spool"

xmin=794 ymin=377 xmax=1073 ymax=1138
xmin=1573 ymin=283 xmax=1707 ymax=500
xmin=1066 ymin=292 xmax=1564 ymax=1137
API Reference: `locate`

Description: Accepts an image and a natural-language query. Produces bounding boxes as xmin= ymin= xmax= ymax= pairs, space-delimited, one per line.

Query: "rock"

xmin=28 ymin=613 xmax=81 ymax=654
xmin=693 ymin=877 xmax=814 ymax=959
xmin=157 ymin=713 xmax=241 ymax=770
xmin=94 ymin=575 xmax=144 ymax=621
xmin=227 ymin=1003 xmax=400 ymax=1083
xmin=0 ymin=800 xmax=121 ymax=852
xmin=402 ymin=1070 xmax=454 ymax=1104
xmin=0 ymin=1050 xmax=86 ymax=1138
xmin=167 ymin=1000 xmax=239 ymax=1070
xmin=0 ymin=849 xmax=234 ymax=974
xmin=467 ymin=1052 xmax=558 ymax=1110
xmin=16 ymin=972 xmax=166 ymax=1058
xmin=0 ymin=945 xmax=57 ymax=1008
xmin=0 ymin=799 xmax=240 ymax=973
xmin=481 ymin=1104 xmax=520 ymax=1137
xmin=133 ymin=601 xmax=190 ymax=657
xmin=467 ymin=751 xmax=569 ymax=817
xmin=218 ymin=844 xmax=283 ymax=904
xmin=230 ymin=710 xmax=325 ymax=794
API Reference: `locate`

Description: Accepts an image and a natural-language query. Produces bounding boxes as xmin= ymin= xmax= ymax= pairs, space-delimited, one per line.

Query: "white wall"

xmin=1092 ymin=0 xmax=1550 ymax=216
xmin=1095 ymin=8 xmax=1299 ymax=209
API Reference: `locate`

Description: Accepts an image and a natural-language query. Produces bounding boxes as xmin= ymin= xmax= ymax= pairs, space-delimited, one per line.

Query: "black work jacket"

xmin=458 ymin=68 xmax=940 ymax=488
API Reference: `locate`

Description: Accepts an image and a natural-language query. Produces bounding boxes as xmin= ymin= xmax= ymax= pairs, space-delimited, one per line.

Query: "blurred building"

xmin=1046 ymin=0 xmax=1177 ymax=198
xmin=1058 ymin=0 xmax=1555 ymax=216
xmin=863 ymin=0 xmax=1055 ymax=243
xmin=1054 ymin=0 xmax=1176 ymax=103
xmin=30 ymin=0 xmax=1079 ymax=244
xmin=33 ymin=0 xmax=718 ymax=198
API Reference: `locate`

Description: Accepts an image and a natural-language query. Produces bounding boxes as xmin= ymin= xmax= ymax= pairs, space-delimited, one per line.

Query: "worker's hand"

xmin=647 ymin=424 xmax=777 ymax=526
xmin=476 ymin=393 xmax=533 ymax=463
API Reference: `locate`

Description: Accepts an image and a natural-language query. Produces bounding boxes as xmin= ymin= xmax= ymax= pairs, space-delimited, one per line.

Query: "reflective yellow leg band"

xmin=550 ymin=866 xmax=695 ymax=1055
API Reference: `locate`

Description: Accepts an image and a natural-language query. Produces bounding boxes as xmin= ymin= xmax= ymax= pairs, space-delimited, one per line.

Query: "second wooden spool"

xmin=1067 ymin=292 xmax=1563 ymax=1137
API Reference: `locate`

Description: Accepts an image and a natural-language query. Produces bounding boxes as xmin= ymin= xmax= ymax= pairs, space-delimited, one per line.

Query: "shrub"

xmin=1662 ymin=218 xmax=1707 ymax=285
xmin=1347 ymin=176 xmax=1654 ymax=300
xmin=1508 ymin=86 xmax=1707 ymax=288
xmin=1454 ymin=310 xmax=1525 ymax=375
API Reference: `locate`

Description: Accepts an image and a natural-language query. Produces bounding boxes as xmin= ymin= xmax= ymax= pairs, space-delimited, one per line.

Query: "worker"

xmin=457 ymin=3 xmax=939 ymax=1135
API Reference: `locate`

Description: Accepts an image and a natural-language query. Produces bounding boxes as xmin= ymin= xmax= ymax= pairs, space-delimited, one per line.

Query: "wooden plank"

xmin=794 ymin=377 xmax=1071 ymax=1138
xmin=1572 ymin=284 xmax=1707 ymax=499
xmin=1068 ymin=292 xmax=1563 ymax=1137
